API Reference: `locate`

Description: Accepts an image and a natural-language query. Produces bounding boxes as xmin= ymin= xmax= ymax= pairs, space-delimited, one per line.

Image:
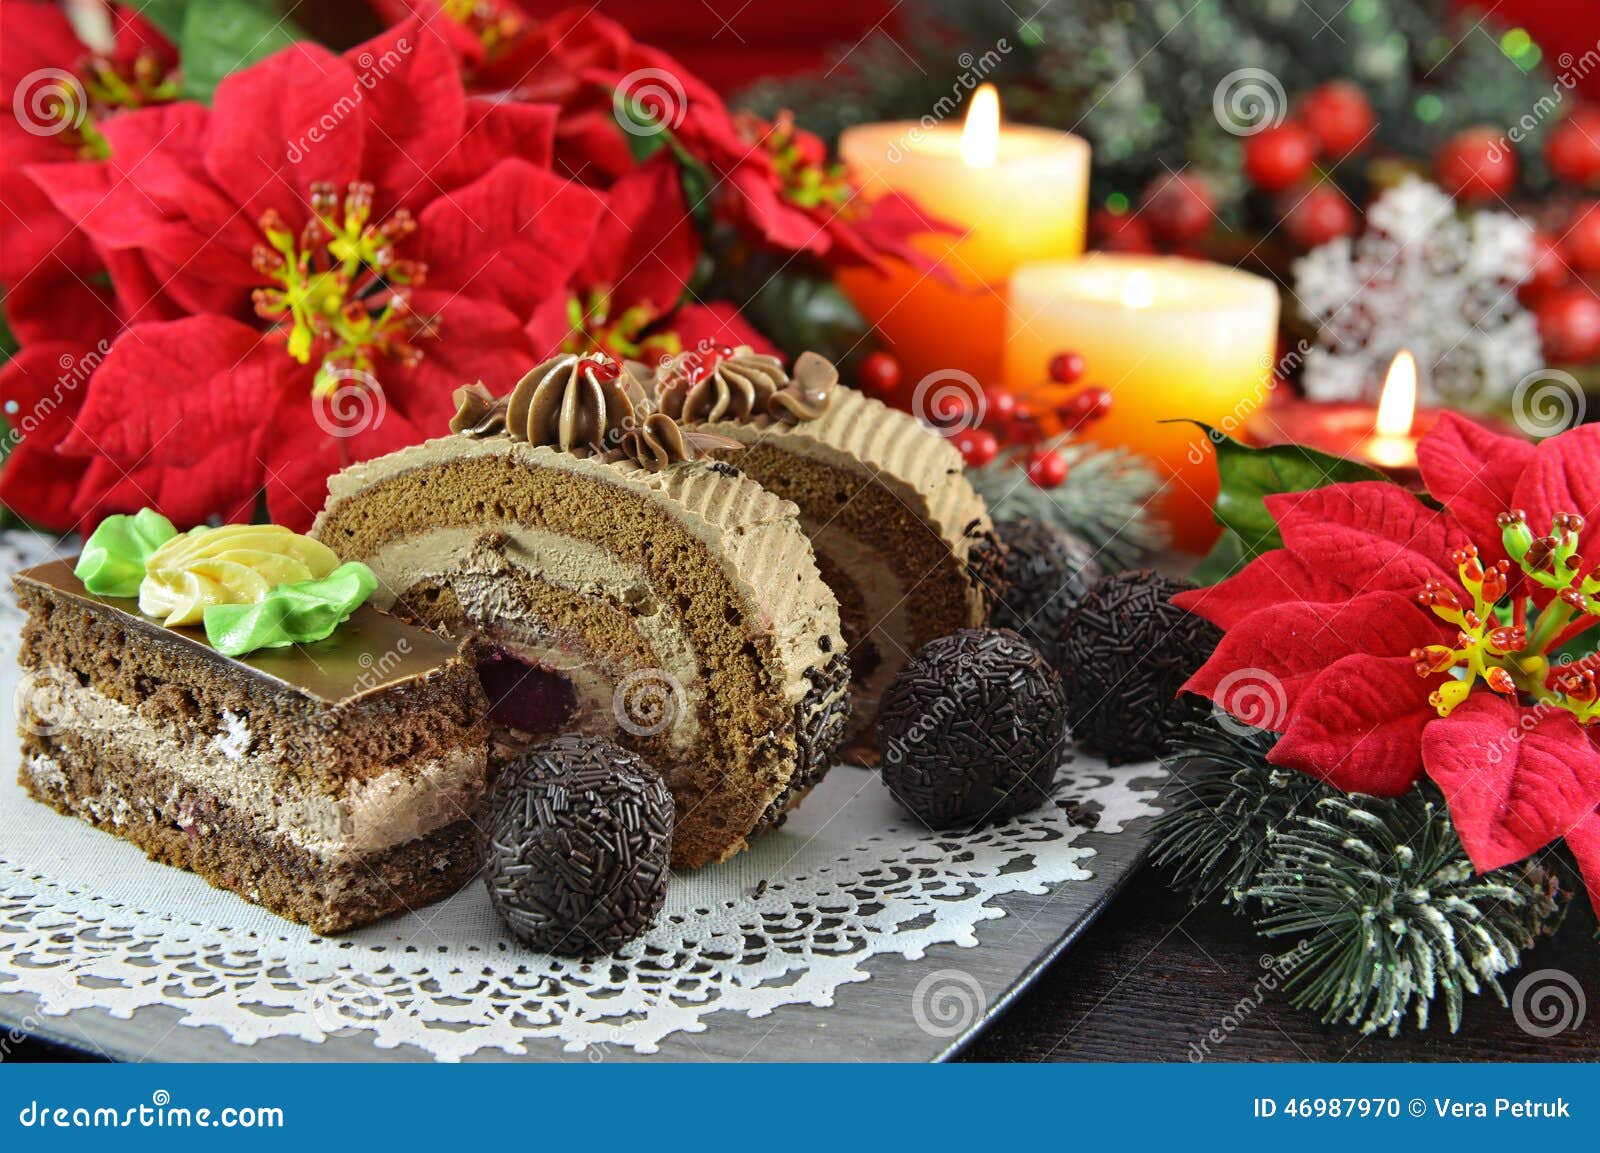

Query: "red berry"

xmin=1563 ymin=201 xmax=1600 ymax=273
xmin=1025 ymin=449 xmax=1069 ymax=489
xmin=1298 ymin=81 xmax=1375 ymax=159
xmin=1061 ymin=387 xmax=1112 ymax=426
xmin=1536 ymin=286 xmax=1600 ymax=363
xmin=1048 ymin=350 xmax=1086 ymax=384
xmin=1545 ymin=110 xmax=1600 ymax=186
xmin=1140 ymin=172 xmax=1216 ymax=244
xmin=1521 ymin=230 xmax=1572 ymax=302
xmin=857 ymin=350 xmax=901 ymax=396
xmin=1242 ymin=122 xmax=1317 ymax=193
xmin=1434 ymin=127 xmax=1516 ymax=203
xmin=1090 ymin=208 xmax=1155 ymax=254
xmin=1282 ymin=184 xmax=1357 ymax=248
xmin=927 ymin=390 xmax=973 ymax=428
xmin=954 ymin=428 xmax=999 ymax=468
xmin=981 ymin=387 xmax=1017 ymax=428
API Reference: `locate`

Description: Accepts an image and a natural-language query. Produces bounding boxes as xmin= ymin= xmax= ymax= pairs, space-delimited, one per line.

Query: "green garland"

xmin=968 ymin=441 xmax=1167 ymax=570
xmin=747 ymin=0 xmax=1557 ymax=203
xmin=1154 ymin=721 xmax=1571 ymax=1036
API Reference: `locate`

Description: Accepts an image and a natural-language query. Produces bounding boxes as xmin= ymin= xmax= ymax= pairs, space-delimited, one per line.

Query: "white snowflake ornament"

xmin=1293 ymin=178 xmax=1542 ymax=411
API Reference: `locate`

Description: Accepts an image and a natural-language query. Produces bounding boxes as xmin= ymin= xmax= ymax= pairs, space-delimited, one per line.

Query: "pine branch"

xmin=968 ymin=442 xmax=1167 ymax=570
xmin=1251 ymin=792 xmax=1566 ymax=1036
xmin=1150 ymin=721 xmax=1321 ymax=907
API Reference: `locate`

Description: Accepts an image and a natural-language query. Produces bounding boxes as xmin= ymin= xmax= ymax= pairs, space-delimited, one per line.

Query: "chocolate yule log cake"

xmin=13 ymin=515 xmax=490 ymax=933
xmin=312 ymin=353 xmax=850 ymax=869
xmin=652 ymin=347 xmax=996 ymax=745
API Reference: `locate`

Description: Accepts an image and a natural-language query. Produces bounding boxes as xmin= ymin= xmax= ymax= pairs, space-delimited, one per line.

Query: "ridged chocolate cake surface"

xmin=12 ymin=560 xmax=490 ymax=933
xmin=682 ymin=382 xmax=995 ymax=747
xmin=312 ymin=433 xmax=850 ymax=869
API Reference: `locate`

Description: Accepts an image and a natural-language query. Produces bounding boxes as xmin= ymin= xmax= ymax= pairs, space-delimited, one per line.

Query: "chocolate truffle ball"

xmin=989 ymin=517 xmax=1104 ymax=670
xmin=1059 ymin=570 xmax=1220 ymax=762
xmin=877 ymin=628 xmax=1067 ymax=827
xmin=481 ymin=734 xmax=674 ymax=957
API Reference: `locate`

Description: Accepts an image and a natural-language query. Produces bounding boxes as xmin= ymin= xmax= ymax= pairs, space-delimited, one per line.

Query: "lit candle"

xmin=1243 ymin=350 xmax=1466 ymax=489
xmin=1004 ymin=254 xmax=1280 ymax=553
xmin=836 ymin=85 xmax=1090 ymax=387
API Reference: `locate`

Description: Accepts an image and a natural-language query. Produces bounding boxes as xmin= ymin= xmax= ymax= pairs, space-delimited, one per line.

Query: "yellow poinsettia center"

xmin=1411 ymin=512 xmax=1600 ymax=722
xmin=440 ymin=0 xmax=526 ymax=61
xmin=250 ymin=181 xmax=429 ymax=397
xmin=738 ymin=110 xmax=853 ymax=210
xmin=559 ymin=286 xmax=681 ymax=363
xmin=45 ymin=49 xmax=179 ymax=159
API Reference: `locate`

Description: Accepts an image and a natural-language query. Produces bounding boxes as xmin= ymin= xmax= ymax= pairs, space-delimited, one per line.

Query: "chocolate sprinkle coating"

xmin=1059 ymin=570 xmax=1220 ymax=762
xmin=877 ymin=628 xmax=1067 ymax=827
xmin=988 ymin=517 xmax=1103 ymax=671
xmin=751 ymin=653 xmax=852 ymax=835
xmin=481 ymin=734 xmax=674 ymax=957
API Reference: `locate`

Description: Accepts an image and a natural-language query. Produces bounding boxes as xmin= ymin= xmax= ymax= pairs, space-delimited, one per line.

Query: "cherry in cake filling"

xmin=474 ymin=647 xmax=578 ymax=737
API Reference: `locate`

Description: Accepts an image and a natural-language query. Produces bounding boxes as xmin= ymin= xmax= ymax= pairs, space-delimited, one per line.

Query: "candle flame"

xmin=1121 ymin=270 xmax=1156 ymax=309
xmin=1375 ymin=350 xmax=1417 ymax=438
xmin=961 ymin=84 xmax=1000 ymax=168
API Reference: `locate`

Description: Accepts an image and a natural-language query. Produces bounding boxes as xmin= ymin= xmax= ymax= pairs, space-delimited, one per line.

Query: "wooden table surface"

xmin=12 ymin=861 xmax=1596 ymax=1063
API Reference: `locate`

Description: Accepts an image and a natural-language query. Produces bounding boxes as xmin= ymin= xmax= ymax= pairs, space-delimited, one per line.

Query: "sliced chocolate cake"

xmin=13 ymin=558 xmax=490 ymax=934
xmin=312 ymin=353 xmax=850 ymax=870
xmin=653 ymin=348 xmax=996 ymax=746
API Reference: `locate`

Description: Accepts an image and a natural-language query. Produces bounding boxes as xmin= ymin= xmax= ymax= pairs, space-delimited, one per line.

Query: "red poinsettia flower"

xmin=522 ymin=151 xmax=771 ymax=362
xmin=23 ymin=22 xmax=606 ymax=531
xmin=1176 ymin=413 xmax=1600 ymax=912
xmin=1 ymin=0 xmax=178 ymax=287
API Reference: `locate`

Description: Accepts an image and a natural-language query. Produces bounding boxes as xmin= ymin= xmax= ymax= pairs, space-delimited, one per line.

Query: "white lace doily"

xmin=0 ymin=531 xmax=1165 ymax=1061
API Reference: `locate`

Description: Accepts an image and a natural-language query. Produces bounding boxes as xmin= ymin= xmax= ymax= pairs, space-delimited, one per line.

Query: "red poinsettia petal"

xmin=205 ymin=41 xmax=364 ymax=223
xmin=0 ymin=164 xmax=96 ymax=286
xmin=402 ymin=299 xmax=535 ymax=416
xmin=1183 ymin=591 xmax=1443 ymax=731
xmin=414 ymin=159 xmax=605 ymax=318
xmin=444 ymin=100 xmax=557 ymax=186
xmin=340 ymin=22 xmax=466 ymax=214
xmin=665 ymin=302 xmax=780 ymax=357
xmin=1416 ymin=411 xmax=1534 ymax=561
xmin=1173 ymin=548 xmax=1367 ymax=630
xmin=551 ymin=109 xmax=637 ymax=187
xmin=1421 ymin=694 xmax=1600 ymax=871
xmin=826 ymin=190 xmax=963 ymax=287
xmin=71 ymin=441 xmax=263 ymax=529
xmin=725 ymin=165 xmax=831 ymax=254
xmin=1267 ymin=653 xmax=1435 ymax=794
xmin=0 ymin=344 xmax=93 ymax=530
xmin=1511 ymin=423 xmax=1600 ymax=555
xmin=1266 ymin=481 xmax=1471 ymax=595
xmin=1565 ymin=809 xmax=1600 ymax=917
xmin=579 ymin=153 xmax=697 ymax=316
xmin=260 ymin=383 xmax=427 ymax=531
xmin=57 ymin=317 xmax=275 ymax=465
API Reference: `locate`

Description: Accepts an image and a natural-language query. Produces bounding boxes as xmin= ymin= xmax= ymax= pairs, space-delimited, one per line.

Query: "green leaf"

xmin=131 ymin=0 xmax=189 ymax=44
xmin=1191 ymin=528 xmax=1248 ymax=585
xmin=204 ymin=561 xmax=377 ymax=656
xmin=1180 ymin=422 xmax=1391 ymax=579
xmin=175 ymin=0 xmax=305 ymax=102
xmin=743 ymin=271 xmax=867 ymax=365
